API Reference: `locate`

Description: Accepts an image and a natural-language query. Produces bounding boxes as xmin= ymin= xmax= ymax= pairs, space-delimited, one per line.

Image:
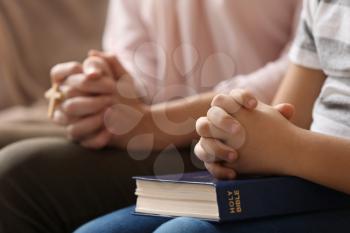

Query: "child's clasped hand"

xmin=195 ymin=89 xmax=298 ymax=180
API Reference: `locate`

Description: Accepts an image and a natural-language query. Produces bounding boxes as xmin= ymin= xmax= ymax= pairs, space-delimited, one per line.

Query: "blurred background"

xmin=0 ymin=0 xmax=109 ymax=147
xmin=0 ymin=0 xmax=300 ymax=148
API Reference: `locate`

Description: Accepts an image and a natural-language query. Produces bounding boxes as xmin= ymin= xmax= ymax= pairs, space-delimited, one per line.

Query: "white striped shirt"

xmin=290 ymin=0 xmax=350 ymax=138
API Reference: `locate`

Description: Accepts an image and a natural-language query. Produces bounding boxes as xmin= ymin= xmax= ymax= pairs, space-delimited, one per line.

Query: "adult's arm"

xmin=102 ymin=1 xmax=221 ymax=150
xmin=103 ymin=0 xmax=158 ymax=101
xmin=214 ymin=1 xmax=302 ymax=104
xmin=214 ymin=57 xmax=289 ymax=104
xmin=109 ymin=92 xmax=216 ymax=151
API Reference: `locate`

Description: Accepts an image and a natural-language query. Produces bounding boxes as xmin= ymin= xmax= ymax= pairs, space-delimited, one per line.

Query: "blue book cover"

xmin=134 ymin=171 xmax=350 ymax=222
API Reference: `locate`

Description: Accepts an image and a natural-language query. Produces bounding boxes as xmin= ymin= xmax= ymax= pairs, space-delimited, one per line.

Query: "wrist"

xmin=278 ymin=125 xmax=306 ymax=176
xmin=108 ymin=103 xmax=153 ymax=149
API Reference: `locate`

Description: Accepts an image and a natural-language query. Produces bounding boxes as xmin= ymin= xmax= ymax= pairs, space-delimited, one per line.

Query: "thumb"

xmin=274 ymin=103 xmax=295 ymax=120
xmin=88 ymin=50 xmax=128 ymax=79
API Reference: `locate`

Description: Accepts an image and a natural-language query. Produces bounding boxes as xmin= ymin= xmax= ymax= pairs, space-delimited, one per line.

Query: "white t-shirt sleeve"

xmin=289 ymin=0 xmax=321 ymax=70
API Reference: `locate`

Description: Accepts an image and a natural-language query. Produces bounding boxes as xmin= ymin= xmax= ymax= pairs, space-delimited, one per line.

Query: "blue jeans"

xmin=74 ymin=205 xmax=350 ymax=233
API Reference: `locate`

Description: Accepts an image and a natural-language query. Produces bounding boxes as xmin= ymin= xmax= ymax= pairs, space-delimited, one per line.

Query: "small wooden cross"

xmin=45 ymin=83 xmax=64 ymax=119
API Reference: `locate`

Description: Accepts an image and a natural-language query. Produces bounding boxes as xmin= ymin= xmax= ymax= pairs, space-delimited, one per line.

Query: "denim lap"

xmin=73 ymin=206 xmax=169 ymax=233
xmin=75 ymin=206 xmax=350 ymax=233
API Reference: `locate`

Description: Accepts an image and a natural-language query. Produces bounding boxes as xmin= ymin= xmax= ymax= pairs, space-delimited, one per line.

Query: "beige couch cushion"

xmin=0 ymin=0 xmax=109 ymax=145
xmin=0 ymin=0 xmax=108 ymax=109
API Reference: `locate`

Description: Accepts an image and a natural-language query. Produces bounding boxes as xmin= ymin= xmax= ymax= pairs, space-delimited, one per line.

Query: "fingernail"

xmin=87 ymin=71 xmax=103 ymax=80
xmin=228 ymin=152 xmax=237 ymax=162
xmin=248 ymin=99 xmax=257 ymax=108
xmin=86 ymin=66 xmax=102 ymax=76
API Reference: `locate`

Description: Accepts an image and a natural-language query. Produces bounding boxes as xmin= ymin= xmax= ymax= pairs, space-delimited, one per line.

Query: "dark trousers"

xmin=0 ymin=137 xmax=202 ymax=233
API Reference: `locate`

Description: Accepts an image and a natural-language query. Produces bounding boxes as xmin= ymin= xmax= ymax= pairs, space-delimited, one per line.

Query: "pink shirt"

xmin=104 ymin=0 xmax=301 ymax=104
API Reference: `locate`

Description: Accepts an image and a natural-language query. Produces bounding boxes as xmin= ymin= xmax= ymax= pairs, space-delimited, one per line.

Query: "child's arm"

xmin=273 ymin=63 xmax=326 ymax=129
xmin=197 ymin=95 xmax=350 ymax=194
xmin=195 ymin=63 xmax=325 ymax=169
xmin=272 ymin=64 xmax=350 ymax=193
xmin=294 ymin=129 xmax=350 ymax=194
xmin=195 ymin=65 xmax=350 ymax=194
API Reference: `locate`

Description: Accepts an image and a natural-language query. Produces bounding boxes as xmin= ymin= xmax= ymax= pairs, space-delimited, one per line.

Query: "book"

xmin=134 ymin=171 xmax=350 ymax=222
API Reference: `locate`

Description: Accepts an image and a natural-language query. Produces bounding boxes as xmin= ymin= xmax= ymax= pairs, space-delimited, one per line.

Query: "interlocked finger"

xmin=204 ymin=162 xmax=237 ymax=180
xmin=198 ymin=137 xmax=238 ymax=163
xmin=196 ymin=117 xmax=232 ymax=143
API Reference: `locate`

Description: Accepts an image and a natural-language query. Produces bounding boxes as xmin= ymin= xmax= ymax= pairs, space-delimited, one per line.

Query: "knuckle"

xmin=203 ymin=154 xmax=214 ymax=163
xmin=50 ymin=64 xmax=63 ymax=80
xmin=205 ymin=147 xmax=222 ymax=162
xmin=199 ymin=140 xmax=216 ymax=162
xmin=206 ymin=106 xmax=216 ymax=117
xmin=53 ymin=110 xmax=67 ymax=125
xmin=217 ymin=115 xmax=231 ymax=126
xmin=67 ymin=125 xmax=80 ymax=139
xmin=230 ymin=89 xmax=245 ymax=102
xmin=196 ymin=149 xmax=210 ymax=162
xmin=195 ymin=117 xmax=209 ymax=135
xmin=64 ymin=87 xmax=77 ymax=98
xmin=193 ymin=144 xmax=203 ymax=159
xmin=211 ymin=94 xmax=227 ymax=107
xmin=200 ymin=138 xmax=214 ymax=154
xmin=62 ymin=100 xmax=76 ymax=114
xmin=207 ymin=106 xmax=221 ymax=118
xmin=212 ymin=142 xmax=226 ymax=157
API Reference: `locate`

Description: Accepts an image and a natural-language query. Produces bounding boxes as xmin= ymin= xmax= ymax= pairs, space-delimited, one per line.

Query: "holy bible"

xmin=134 ymin=171 xmax=350 ymax=222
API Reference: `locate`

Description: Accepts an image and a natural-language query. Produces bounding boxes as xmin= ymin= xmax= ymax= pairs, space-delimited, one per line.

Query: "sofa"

xmin=0 ymin=0 xmax=109 ymax=147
